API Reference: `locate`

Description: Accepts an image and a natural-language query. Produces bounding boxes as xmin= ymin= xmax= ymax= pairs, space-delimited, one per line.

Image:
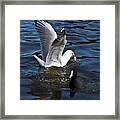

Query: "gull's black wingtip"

xmin=61 ymin=28 xmax=65 ymax=35
xmin=44 ymin=20 xmax=49 ymax=23
xmin=34 ymin=20 xmax=38 ymax=27
xmin=34 ymin=20 xmax=48 ymax=24
xmin=34 ymin=20 xmax=37 ymax=23
xmin=34 ymin=20 xmax=47 ymax=27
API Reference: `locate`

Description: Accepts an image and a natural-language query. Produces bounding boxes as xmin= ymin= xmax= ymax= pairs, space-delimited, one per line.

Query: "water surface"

xmin=20 ymin=20 xmax=100 ymax=100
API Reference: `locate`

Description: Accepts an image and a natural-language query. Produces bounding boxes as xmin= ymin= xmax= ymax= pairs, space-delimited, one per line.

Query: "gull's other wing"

xmin=34 ymin=20 xmax=57 ymax=61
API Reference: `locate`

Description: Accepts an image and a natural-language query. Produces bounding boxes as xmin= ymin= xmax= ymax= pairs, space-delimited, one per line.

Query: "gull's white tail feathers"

xmin=33 ymin=55 xmax=45 ymax=67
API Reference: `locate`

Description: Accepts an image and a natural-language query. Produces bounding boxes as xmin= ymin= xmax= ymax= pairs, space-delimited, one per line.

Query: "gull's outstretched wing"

xmin=45 ymin=28 xmax=67 ymax=68
xmin=34 ymin=20 xmax=57 ymax=61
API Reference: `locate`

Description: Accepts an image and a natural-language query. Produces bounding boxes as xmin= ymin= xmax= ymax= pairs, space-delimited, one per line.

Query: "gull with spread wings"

xmin=33 ymin=20 xmax=76 ymax=68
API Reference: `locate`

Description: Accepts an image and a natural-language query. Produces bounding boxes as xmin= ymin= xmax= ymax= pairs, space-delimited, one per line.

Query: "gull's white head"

xmin=63 ymin=50 xmax=76 ymax=61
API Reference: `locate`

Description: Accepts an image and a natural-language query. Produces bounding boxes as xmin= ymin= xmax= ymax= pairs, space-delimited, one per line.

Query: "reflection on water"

xmin=20 ymin=20 xmax=100 ymax=100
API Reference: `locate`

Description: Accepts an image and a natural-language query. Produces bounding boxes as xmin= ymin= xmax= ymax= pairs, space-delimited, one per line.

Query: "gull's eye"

xmin=72 ymin=53 xmax=74 ymax=57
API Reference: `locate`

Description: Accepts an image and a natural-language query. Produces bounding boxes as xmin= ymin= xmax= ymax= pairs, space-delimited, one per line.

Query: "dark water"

xmin=20 ymin=20 xmax=100 ymax=100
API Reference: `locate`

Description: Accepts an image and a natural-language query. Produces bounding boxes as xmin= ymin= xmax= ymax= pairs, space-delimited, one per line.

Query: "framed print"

xmin=0 ymin=0 xmax=119 ymax=119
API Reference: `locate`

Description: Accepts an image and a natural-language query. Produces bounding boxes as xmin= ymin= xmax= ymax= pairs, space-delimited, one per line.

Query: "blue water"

xmin=20 ymin=20 xmax=100 ymax=100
